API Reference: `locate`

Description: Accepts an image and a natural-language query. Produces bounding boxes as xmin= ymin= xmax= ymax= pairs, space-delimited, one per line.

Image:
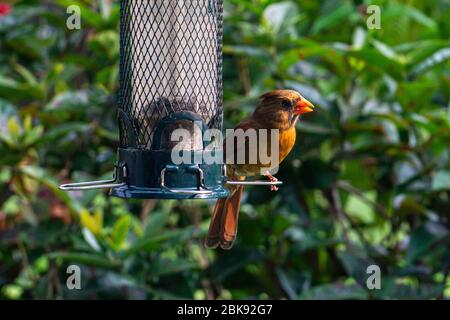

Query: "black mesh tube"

xmin=119 ymin=0 xmax=223 ymax=149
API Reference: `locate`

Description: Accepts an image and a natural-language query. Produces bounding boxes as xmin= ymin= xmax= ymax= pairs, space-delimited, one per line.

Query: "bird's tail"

xmin=205 ymin=185 xmax=244 ymax=250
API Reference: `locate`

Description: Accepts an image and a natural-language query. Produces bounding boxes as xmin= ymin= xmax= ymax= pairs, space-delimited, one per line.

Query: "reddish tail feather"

xmin=205 ymin=186 xmax=244 ymax=250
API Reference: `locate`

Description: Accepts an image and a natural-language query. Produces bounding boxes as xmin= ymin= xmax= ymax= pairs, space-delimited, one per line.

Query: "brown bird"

xmin=205 ymin=89 xmax=314 ymax=249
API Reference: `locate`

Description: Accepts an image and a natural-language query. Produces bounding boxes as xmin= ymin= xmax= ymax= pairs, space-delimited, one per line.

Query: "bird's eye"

xmin=281 ymin=100 xmax=291 ymax=109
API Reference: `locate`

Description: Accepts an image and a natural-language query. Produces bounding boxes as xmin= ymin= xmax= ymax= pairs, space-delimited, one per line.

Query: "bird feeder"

xmin=60 ymin=0 xmax=229 ymax=199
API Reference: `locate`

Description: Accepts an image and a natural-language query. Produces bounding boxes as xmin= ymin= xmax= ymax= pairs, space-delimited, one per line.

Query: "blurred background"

xmin=0 ymin=0 xmax=449 ymax=300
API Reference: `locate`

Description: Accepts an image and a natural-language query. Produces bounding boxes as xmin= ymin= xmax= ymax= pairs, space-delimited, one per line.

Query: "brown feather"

xmin=219 ymin=185 xmax=244 ymax=249
xmin=205 ymin=197 xmax=226 ymax=249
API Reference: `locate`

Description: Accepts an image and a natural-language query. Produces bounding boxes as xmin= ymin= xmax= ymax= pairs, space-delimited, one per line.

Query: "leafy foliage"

xmin=0 ymin=0 xmax=449 ymax=300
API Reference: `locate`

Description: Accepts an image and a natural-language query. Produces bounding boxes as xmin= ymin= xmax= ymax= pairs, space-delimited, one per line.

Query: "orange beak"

xmin=294 ymin=98 xmax=315 ymax=115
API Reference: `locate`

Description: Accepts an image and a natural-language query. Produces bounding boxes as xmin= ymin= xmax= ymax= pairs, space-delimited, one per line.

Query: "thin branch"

xmin=325 ymin=188 xmax=349 ymax=242
xmin=337 ymin=180 xmax=389 ymax=220
xmin=238 ymin=57 xmax=251 ymax=96
xmin=326 ymin=186 xmax=372 ymax=247
xmin=140 ymin=199 xmax=156 ymax=221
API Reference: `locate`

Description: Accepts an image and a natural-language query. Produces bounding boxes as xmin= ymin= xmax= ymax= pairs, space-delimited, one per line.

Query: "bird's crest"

xmin=260 ymin=89 xmax=301 ymax=102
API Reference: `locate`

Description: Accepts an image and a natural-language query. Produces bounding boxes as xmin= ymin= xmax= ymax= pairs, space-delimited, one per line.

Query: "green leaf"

xmin=148 ymin=259 xmax=197 ymax=277
xmin=39 ymin=123 xmax=90 ymax=144
xmin=48 ymin=252 xmax=119 ymax=269
xmin=143 ymin=212 xmax=169 ymax=236
xmin=14 ymin=64 xmax=38 ymax=86
xmin=1 ymin=284 xmax=24 ymax=300
xmin=311 ymin=3 xmax=354 ymax=35
xmin=44 ymin=90 xmax=90 ymax=112
xmin=371 ymin=40 xmax=404 ymax=63
xmin=400 ymin=5 xmax=438 ymax=30
xmin=88 ymin=30 xmax=120 ymax=59
xmin=19 ymin=165 xmax=82 ymax=213
xmin=0 ymin=76 xmax=21 ymax=90
xmin=0 ymin=98 xmax=18 ymax=124
xmin=410 ymin=47 xmax=450 ymax=77
xmin=336 ymin=248 xmax=375 ymax=286
xmin=405 ymin=222 xmax=448 ymax=264
xmin=344 ymin=192 xmax=376 ymax=224
xmin=352 ymin=27 xmax=366 ymax=50
xmin=82 ymin=228 xmax=101 ymax=252
xmin=275 ymin=268 xmax=298 ymax=299
xmin=373 ymin=276 xmax=445 ymax=300
xmin=223 ymin=45 xmax=270 ymax=58
xmin=7 ymin=117 xmax=21 ymax=137
xmin=300 ymin=283 xmax=367 ymax=300
xmin=432 ymin=170 xmax=450 ymax=191
xmin=125 ymin=226 xmax=201 ymax=257
xmin=262 ymin=1 xmax=299 ymax=34
xmin=80 ymin=210 xmax=100 ymax=235
xmin=23 ymin=125 xmax=43 ymax=146
xmin=110 ymin=215 xmax=131 ymax=249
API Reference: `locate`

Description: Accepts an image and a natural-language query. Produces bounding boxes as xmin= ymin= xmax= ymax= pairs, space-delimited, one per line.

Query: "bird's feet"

xmin=264 ymin=171 xmax=279 ymax=191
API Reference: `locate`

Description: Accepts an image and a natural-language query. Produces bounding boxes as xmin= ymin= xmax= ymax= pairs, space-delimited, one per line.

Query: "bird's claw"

xmin=264 ymin=171 xmax=279 ymax=192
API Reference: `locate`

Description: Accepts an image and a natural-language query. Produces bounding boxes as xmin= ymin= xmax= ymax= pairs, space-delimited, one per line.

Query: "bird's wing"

xmin=223 ymin=119 xmax=263 ymax=177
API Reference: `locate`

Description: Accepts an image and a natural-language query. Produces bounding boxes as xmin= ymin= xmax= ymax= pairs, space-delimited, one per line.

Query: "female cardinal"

xmin=205 ymin=89 xmax=314 ymax=249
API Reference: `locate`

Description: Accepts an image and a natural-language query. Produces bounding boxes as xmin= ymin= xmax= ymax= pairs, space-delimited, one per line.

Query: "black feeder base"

xmin=110 ymin=185 xmax=228 ymax=200
xmin=110 ymin=148 xmax=229 ymax=200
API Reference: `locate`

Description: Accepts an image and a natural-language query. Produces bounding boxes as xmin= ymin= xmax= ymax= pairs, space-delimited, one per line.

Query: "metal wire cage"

xmin=119 ymin=0 xmax=223 ymax=149
xmin=60 ymin=0 xmax=229 ymax=199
